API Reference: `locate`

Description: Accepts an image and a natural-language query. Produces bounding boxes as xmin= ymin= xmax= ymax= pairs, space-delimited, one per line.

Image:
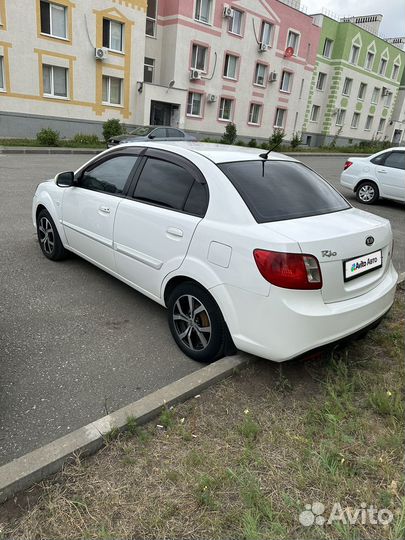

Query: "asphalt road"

xmin=0 ymin=153 xmax=403 ymax=466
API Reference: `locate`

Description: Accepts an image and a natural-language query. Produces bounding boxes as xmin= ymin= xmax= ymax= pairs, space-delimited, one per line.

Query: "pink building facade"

xmin=136 ymin=0 xmax=321 ymax=140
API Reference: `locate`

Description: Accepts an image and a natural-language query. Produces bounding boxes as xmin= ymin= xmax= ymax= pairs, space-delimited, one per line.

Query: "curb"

xmin=0 ymin=147 xmax=102 ymax=155
xmin=0 ymin=354 xmax=249 ymax=504
xmin=398 ymin=272 xmax=405 ymax=284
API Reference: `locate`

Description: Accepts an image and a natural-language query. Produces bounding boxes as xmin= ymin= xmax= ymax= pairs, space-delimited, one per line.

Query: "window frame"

xmin=218 ymin=97 xmax=234 ymax=121
xmin=365 ymin=51 xmax=375 ymax=71
xmin=310 ymin=105 xmax=320 ymax=122
xmin=194 ymin=0 xmax=213 ymax=25
xmin=349 ymin=44 xmax=360 ymax=65
xmin=316 ymin=72 xmax=326 ymax=91
xmin=286 ymin=30 xmax=300 ymax=55
xmin=280 ymin=70 xmax=293 ymax=93
xmin=40 ymin=0 xmax=68 ymax=40
xmin=371 ymin=87 xmax=380 ymax=104
xmin=335 ymin=109 xmax=346 ymax=126
xmin=260 ymin=21 xmax=273 ymax=47
xmin=191 ymin=43 xmax=208 ymax=72
xmin=129 ymin=148 xmax=209 ymax=217
xmin=254 ymin=62 xmax=267 ymax=87
xmin=377 ymin=118 xmax=386 ymax=133
xmin=228 ymin=8 xmax=243 ymax=36
xmin=42 ymin=63 xmax=68 ymax=99
xmin=358 ymin=82 xmax=367 ymax=100
xmin=0 ymin=55 xmax=4 ymax=91
xmin=187 ymin=91 xmax=203 ymax=117
xmin=102 ymin=75 xmax=123 ymax=106
xmin=342 ymin=77 xmax=353 ymax=96
xmin=351 ymin=112 xmax=360 ymax=129
xmin=365 ymin=115 xmax=373 ymax=131
xmin=248 ymin=103 xmax=262 ymax=126
xmin=378 ymin=57 xmax=387 ymax=76
xmin=323 ymin=38 xmax=333 ymax=58
xmin=223 ymin=53 xmax=239 ymax=80
xmin=392 ymin=64 xmax=400 ymax=81
xmin=274 ymin=108 xmax=286 ymax=129
xmin=103 ymin=18 xmax=124 ymax=53
xmin=146 ymin=0 xmax=158 ymax=37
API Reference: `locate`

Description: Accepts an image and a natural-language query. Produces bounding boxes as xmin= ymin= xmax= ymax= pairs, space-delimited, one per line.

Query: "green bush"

xmin=221 ymin=122 xmax=237 ymax=145
xmin=236 ymin=140 xmax=246 ymax=146
xmin=71 ymin=133 xmax=100 ymax=146
xmin=269 ymin=128 xmax=285 ymax=147
xmin=260 ymin=141 xmax=269 ymax=150
xmin=290 ymin=132 xmax=302 ymax=149
xmin=102 ymin=119 xmax=123 ymax=142
xmin=248 ymin=139 xmax=258 ymax=148
xmin=36 ymin=128 xmax=60 ymax=146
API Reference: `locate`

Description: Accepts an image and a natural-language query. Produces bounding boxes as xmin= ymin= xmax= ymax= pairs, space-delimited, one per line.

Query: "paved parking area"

xmin=0 ymin=152 xmax=403 ymax=466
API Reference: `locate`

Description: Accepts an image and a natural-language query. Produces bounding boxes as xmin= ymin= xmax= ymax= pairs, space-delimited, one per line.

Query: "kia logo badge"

xmin=366 ymin=236 xmax=375 ymax=246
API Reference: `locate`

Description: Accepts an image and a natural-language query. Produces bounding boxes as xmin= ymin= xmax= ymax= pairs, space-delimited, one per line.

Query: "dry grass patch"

xmin=1 ymin=289 xmax=404 ymax=540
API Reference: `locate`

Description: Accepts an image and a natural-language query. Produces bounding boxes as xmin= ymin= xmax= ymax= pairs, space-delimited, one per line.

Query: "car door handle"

xmin=166 ymin=227 xmax=183 ymax=238
xmin=377 ymin=169 xmax=387 ymax=173
xmin=99 ymin=206 xmax=111 ymax=214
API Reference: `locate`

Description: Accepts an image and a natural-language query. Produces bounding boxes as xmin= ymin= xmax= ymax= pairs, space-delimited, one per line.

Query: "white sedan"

xmin=340 ymin=147 xmax=405 ymax=204
xmin=33 ymin=142 xmax=398 ymax=362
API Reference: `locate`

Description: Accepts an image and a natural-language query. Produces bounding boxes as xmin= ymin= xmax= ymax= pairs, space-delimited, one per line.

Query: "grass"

xmin=0 ymin=138 xmax=105 ymax=149
xmin=0 ymin=289 xmax=403 ymax=539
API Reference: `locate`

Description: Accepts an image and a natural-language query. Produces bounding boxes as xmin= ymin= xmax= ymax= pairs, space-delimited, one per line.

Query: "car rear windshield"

xmin=218 ymin=160 xmax=350 ymax=223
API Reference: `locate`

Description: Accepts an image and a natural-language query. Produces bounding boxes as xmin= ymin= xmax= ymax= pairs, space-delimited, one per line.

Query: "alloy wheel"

xmin=172 ymin=294 xmax=212 ymax=351
xmin=358 ymin=184 xmax=375 ymax=202
xmin=38 ymin=216 xmax=55 ymax=255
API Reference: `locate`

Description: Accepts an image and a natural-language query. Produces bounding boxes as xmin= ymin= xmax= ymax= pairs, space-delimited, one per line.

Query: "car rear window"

xmin=218 ymin=160 xmax=350 ymax=223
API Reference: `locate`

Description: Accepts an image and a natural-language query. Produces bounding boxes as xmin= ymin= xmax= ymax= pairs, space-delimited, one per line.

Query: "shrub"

xmin=71 ymin=133 xmax=100 ymax=146
xmin=290 ymin=132 xmax=302 ymax=149
xmin=102 ymin=119 xmax=123 ymax=142
xmin=36 ymin=128 xmax=60 ymax=146
xmin=236 ymin=140 xmax=246 ymax=146
xmin=269 ymin=128 xmax=285 ymax=147
xmin=260 ymin=141 xmax=269 ymax=150
xmin=248 ymin=138 xmax=258 ymax=148
xmin=221 ymin=122 xmax=237 ymax=145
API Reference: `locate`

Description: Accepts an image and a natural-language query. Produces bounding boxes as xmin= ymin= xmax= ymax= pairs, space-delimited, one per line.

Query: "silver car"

xmin=107 ymin=126 xmax=197 ymax=148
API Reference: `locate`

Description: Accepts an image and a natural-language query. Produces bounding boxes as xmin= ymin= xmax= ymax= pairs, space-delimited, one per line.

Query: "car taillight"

xmin=253 ymin=250 xmax=322 ymax=290
xmin=343 ymin=161 xmax=353 ymax=170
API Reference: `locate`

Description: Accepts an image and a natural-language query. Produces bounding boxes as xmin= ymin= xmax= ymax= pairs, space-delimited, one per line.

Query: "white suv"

xmin=33 ymin=143 xmax=397 ymax=362
xmin=340 ymin=147 xmax=405 ymax=204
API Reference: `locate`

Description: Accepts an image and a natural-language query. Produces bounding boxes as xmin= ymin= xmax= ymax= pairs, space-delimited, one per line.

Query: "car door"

xmin=166 ymin=128 xmax=185 ymax=140
xmin=374 ymin=150 xmax=405 ymax=201
xmin=148 ymin=127 xmax=168 ymax=141
xmin=61 ymin=150 xmax=142 ymax=270
xmin=113 ymin=149 xmax=209 ymax=299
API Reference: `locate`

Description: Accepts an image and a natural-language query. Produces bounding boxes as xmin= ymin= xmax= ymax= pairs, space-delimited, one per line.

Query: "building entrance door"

xmin=150 ymin=101 xmax=179 ymax=126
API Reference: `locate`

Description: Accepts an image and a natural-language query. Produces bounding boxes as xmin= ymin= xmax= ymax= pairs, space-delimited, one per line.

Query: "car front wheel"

xmin=356 ymin=181 xmax=379 ymax=204
xmin=36 ymin=208 xmax=67 ymax=261
xmin=167 ymin=282 xmax=233 ymax=362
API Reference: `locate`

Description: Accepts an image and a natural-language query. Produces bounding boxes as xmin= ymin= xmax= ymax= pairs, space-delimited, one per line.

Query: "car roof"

xmin=114 ymin=141 xmax=298 ymax=164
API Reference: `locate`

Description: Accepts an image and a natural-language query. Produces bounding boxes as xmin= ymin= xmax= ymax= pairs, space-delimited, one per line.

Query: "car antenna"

xmin=259 ymin=141 xmax=281 ymax=160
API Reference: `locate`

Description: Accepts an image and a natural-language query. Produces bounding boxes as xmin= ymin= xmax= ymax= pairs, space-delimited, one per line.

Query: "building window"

xmin=146 ymin=0 xmax=157 ymax=37
xmin=349 ymin=44 xmax=360 ymax=64
xmin=385 ymin=91 xmax=393 ymax=107
xmin=342 ymin=77 xmax=353 ymax=96
xmin=287 ymin=31 xmax=299 ymax=53
xmin=358 ymin=82 xmax=367 ymax=100
xmin=280 ymin=71 xmax=292 ymax=93
xmin=223 ymin=54 xmax=238 ymax=79
xmin=144 ymin=57 xmax=155 ymax=83
xmin=392 ymin=64 xmax=400 ymax=80
xmin=40 ymin=1 xmax=67 ymax=39
xmin=191 ymin=44 xmax=207 ymax=71
xmin=335 ymin=109 xmax=346 ymax=126
xmin=377 ymin=118 xmax=385 ymax=132
xmin=365 ymin=51 xmax=374 ymax=70
xmin=379 ymin=58 xmax=387 ymax=76
xmin=310 ymin=105 xmax=320 ymax=122
xmin=228 ymin=9 xmax=243 ymax=35
xmin=371 ymin=87 xmax=380 ymax=104
xmin=195 ymin=0 xmax=212 ymax=24
xmin=316 ymin=72 xmax=326 ymax=90
xmin=43 ymin=64 xmax=68 ymax=98
xmin=187 ymin=92 xmax=202 ymax=116
xmin=260 ymin=21 xmax=273 ymax=46
xmin=323 ymin=38 xmax=333 ymax=58
xmin=102 ymin=75 xmax=122 ymax=105
xmin=0 ymin=56 xmax=4 ymax=91
xmin=365 ymin=115 xmax=373 ymax=130
xmin=254 ymin=63 xmax=266 ymax=86
xmin=219 ymin=98 xmax=233 ymax=121
xmin=103 ymin=19 xmax=124 ymax=52
xmin=248 ymin=103 xmax=262 ymax=125
xmin=351 ymin=112 xmax=360 ymax=128
xmin=274 ymin=108 xmax=286 ymax=128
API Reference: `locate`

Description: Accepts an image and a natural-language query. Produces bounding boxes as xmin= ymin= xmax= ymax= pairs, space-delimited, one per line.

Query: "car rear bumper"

xmin=212 ymin=263 xmax=398 ymax=362
xmin=340 ymin=172 xmax=357 ymax=190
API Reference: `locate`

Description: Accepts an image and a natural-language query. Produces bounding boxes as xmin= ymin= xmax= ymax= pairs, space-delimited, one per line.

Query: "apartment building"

xmin=302 ymin=14 xmax=405 ymax=146
xmin=0 ymin=0 xmax=147 ymax=137
xmin=0 ymin=0 xmax=320 ymax=140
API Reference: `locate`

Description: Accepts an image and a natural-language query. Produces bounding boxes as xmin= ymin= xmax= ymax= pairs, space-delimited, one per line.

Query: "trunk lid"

xmin=261 ymin=208 xmax=393 ymax=303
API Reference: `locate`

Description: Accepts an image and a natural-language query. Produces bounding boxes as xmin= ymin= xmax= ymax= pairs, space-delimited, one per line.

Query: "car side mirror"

xmin=148 ymin=134 xmax=155 ymax=139
xmin=56 ymin=171 xmax=75 ymax=187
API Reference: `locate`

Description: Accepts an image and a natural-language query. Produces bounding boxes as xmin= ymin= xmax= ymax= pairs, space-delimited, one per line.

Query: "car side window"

xmin=382 ymin=151 xmax=405 ymax=170
xmin=184 ymin=181 xmax=209 ymax=216
xmin=150 ymin=128 xmax=167 ymax=138
xmin=133 ymin=157 xmax=205 ymax=213
xmin=371 ymin=153 xmax=389 ymax=165
xmin=79 ymin=155 xmax=139 ymax=194
xmin=167 ymin=128 xmax=184 ymax=138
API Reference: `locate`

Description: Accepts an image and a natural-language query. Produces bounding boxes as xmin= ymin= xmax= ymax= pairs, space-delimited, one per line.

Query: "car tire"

xmin=36 ymin=208 xmax=67 ymax=261
xmin=356 ymin=181 xmax=379 ymax=204
xmin=167 ymin=281 xmax=234 ymax=362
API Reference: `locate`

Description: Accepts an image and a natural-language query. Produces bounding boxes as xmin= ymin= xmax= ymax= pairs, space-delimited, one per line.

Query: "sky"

xmin=302 ymin=0 xmax=405 ymax=37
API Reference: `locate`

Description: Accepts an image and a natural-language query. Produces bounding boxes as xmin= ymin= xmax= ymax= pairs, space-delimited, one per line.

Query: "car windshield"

xmin=218 ymin=160 xmax=351 ymax=223
xmin=129 ymin=126 xmax=154 ymax=136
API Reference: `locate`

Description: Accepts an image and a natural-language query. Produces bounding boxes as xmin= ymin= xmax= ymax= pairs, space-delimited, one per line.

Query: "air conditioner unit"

xmin=382 ymin=88 xmax=390 ymax=97
xmin=207 ymin=94 xmax=217 ymax=102
xmin=269 ymin=71 xmax=277 ymax=82
xmin=95 ymin=47 xmax=108 ymax=60
xmin=223 ymin=5 xmax=233 ymax=17
xmin=259 ymin=42 xmax=269 ymax=52
xmin=190 ymin=69 xmax=203 ymax=80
